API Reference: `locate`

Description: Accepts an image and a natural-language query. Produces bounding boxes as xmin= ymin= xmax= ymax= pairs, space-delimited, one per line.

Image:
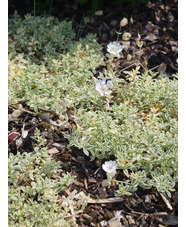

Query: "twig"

xmin=94 ymin=167 xmax=100 ymax=175
xmin=159 ymin=192 xmax=173 ymax=211
xmin=87 ymin=196 xmax=124 ymax=204
xmin=131 ymin=210 xmax=168 ymax=216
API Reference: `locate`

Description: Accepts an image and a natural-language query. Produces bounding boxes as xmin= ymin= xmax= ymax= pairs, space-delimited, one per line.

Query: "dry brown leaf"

xmin=48 ymin=147 xmax=60 ymax=155
xmin=144 ymin=33 xmax=158 ymax=41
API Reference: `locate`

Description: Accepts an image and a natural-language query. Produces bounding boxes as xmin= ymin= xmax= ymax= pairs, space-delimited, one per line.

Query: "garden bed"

xmin=8 ymin=0 xmax=178 ymax=226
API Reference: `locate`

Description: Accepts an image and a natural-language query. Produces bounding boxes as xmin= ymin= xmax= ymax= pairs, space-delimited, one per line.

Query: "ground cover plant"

xmin=8 ymin=10 xmax=178 ymax=226
xmin=9 ymin=130 xmax=88 ymax=226
xmin=66 ymin=71 xmax=177 ymax=198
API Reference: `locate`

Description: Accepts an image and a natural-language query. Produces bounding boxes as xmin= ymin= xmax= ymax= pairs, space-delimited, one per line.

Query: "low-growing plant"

xmin=8 ymin=13 xmax=178 ymax=200
xmin=8 ymin=130 xmax=88 ymax=226
xmin=8 ymin=40 xmax=104 ymax=113
xmin=8 ymin=12 xmax=76 ymax=61
xmin=65 ymin=71 xmax=178 ymax=197
xmin=8 ymin=15 xmax=105 ymax=112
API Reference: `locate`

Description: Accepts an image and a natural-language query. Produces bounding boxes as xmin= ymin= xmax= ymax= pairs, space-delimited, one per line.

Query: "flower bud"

xmin=122 ymin=32 xmax=132 ymax=41
xmin=120 ymin=18 xmax=128 ymax=27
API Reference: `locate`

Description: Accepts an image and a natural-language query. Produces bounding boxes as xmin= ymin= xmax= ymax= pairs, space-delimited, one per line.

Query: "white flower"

xmin=96 ymin=78 xmax=113 ymax=96
xmin=107 ymin=42 xmax=123 ymax=57
xmin=122 ymin=32 xmax=132 ymax=41
xmin=120 ymin=18 xmax=128 ymax=27
xmin=102 ymin=160 xmax=117 ymax=178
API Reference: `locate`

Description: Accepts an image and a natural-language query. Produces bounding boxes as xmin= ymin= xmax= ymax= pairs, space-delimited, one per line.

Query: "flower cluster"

xmin=107 ymin=42 xmax=123 ymax=58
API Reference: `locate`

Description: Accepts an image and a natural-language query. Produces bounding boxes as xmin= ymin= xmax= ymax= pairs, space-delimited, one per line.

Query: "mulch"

xmin=8 ymin=102 xmax=178 ymax=227
xmin=8 ymin=0 xmax=178 ymax=226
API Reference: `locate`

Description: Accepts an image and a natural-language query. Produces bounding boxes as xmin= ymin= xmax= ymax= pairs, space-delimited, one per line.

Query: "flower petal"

xmin=106 ymin=80 xmax=113 ymax=89
xmin=105 ymin=90 xmax=112 ymax=95
xmin=107 ymin=170 xmax=117 ymax=178
xmin=100 ymin=78 xmax=106 ymax=85
xmin=102 ymin=163 xmax=108 ymax=172
xmin=96 ymin=80 xmax=101 ymax=91
xmin=96 ymin=87 xmax=104 ymax=96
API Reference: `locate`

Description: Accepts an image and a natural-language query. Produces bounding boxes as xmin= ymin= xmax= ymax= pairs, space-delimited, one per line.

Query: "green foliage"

xmin=8 ymin=13 xmax=177 ymax=201
xmin=8 ymin=130 xmax=88 ymax=226
xmin=9 ymin=12 xmax=76 ymax=61
xmin=8 ymin=37 xmax=104 ymax=113
xmin=8 ymin=13 xmax=104 ymax=112
xmin=66 ymin=71 xmax=178 ymax=197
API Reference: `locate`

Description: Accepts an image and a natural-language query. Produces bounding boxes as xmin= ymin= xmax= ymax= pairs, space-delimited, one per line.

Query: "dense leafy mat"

xmin=8 ymin=1 xmax=178 ymax=226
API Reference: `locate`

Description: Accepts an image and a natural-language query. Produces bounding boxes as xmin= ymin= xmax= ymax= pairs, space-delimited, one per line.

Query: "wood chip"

xmin=52 ymin=142 xmax=66 ymax=149
xmin=82 ymin=213 xmax=93 ymax=222
xmin=88 ymin=178 xmax=97 ymax=183
xmin=87 ymin=196 xmax=124 ymax=204
xmin=98 ymin=187 xmax=108 ymax=199
xmin=77 ymin=155 xmax=85 ymax=161
xmin=104 ymin=209 xmax=114 ymax=219
xmin=108 ymin=217 xmax=122 ymax=227
xmin=48 ymin=147 xmax=60 ymax=155
xmin=62 ymin=189 xmax=71 ymax=197
xmin=74 ymin=179 xmax=84 ymax=187
xmin=84 ymin=178 xmax=88 ymax=190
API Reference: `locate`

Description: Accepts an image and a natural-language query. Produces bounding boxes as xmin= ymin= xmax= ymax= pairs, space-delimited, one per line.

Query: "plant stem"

xmin=116 ymin=27 xmax=121 ymax=41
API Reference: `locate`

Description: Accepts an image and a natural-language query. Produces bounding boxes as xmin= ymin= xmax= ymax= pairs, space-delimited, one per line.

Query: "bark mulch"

xmin=8 ymin=0 xmax=178 ymax=226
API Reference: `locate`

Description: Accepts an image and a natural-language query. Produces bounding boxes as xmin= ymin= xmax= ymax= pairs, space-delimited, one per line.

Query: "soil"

xmin=8 ymin=0 xmax=178 ymax=226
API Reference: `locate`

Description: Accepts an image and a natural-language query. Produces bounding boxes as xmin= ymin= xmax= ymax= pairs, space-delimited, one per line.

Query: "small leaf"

xmin=83 ymin=149 xmax=89 ymax=156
